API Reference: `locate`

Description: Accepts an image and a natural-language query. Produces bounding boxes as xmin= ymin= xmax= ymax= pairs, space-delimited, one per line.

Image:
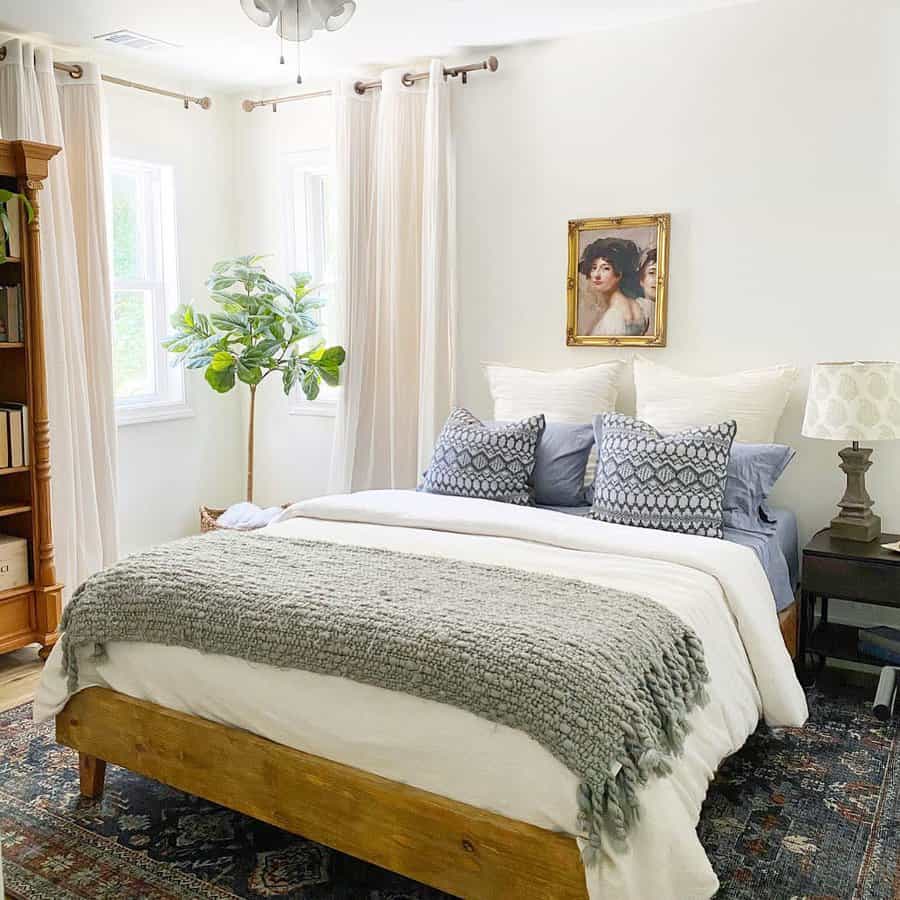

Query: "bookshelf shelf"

xmin=0 ymin=582 xmax=33 ymax=603
xmin=0 ymin=138 xmax=63 ymax=661
xmin=0 ymin=503 xmax=31 ymax=518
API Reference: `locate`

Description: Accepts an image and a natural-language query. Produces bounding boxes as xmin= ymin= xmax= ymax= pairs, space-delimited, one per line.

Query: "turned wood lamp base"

xmin=829 ymin=443 xmax=882 ymax=543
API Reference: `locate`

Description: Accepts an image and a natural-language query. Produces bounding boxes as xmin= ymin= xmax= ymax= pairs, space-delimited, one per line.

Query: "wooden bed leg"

xmin=78 ymin=753 xmax=106 ymax=800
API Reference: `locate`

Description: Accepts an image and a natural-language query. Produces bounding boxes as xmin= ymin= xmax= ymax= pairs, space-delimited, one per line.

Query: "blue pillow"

xmin=723 ymin=443 xmax=796 ymax=533
xmin=534 ymin=422 xmax=595 ymax=507
xmin=495 ymin=421 xmax=594 ymax=507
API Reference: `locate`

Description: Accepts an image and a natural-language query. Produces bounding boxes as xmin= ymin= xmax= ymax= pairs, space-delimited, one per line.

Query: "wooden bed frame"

xmin=55 ymin=601 xmax=800 ymax=899
xmin=57 ymin=687 xmax=590 ymax=900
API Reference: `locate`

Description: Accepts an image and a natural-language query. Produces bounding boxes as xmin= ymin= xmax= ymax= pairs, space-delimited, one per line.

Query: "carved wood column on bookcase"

xmin=21 ymin=175 xmax=58 ymax=592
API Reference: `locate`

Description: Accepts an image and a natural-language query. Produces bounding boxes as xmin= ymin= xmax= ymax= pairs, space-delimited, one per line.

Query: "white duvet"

xmin=35 ymin=490 xmax=808 ymax=900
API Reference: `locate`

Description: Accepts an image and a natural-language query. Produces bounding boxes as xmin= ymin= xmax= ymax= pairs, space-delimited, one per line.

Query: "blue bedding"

xmin=538 ymin=505 xmax=800 ymax=613
xmin=723 ymin=508 xmax=799 ymax=612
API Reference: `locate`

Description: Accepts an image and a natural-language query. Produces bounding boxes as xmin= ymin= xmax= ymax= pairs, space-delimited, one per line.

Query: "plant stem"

xmin=247 ymin=384 xmax=257 ymax=503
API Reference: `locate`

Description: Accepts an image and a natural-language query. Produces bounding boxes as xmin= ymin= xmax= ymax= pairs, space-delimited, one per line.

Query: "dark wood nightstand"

xmin=800 ymin=529 xmax=900 ymax=674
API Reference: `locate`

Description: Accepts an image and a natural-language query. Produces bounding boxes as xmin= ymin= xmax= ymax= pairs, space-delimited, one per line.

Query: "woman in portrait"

xmin=577 ymin=237 xmax=650 ymax=336
xmin=638 ymin=247 xmax=657 ymax=303
xmin=635 ymin=247 xmax=658 ymax=332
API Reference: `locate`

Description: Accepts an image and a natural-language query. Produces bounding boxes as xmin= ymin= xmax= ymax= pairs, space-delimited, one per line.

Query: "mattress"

xmin=539 ymin=505 xmax=800 ymax=612
xmin=36 ymin=491 xmax=808 ymax=900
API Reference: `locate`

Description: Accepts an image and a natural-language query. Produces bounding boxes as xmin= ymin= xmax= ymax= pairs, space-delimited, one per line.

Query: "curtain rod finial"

xmin=487 ymin=55 xmax=499 ymax=72
xmin=199 ymin=97 xmax=212 ymax=110
xmin=242 ymin=99 xmax=256 ymax=112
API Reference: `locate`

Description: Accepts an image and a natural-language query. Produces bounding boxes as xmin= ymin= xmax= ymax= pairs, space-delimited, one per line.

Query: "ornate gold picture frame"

xmin=566 ymin=213 xmax=670 ymax=347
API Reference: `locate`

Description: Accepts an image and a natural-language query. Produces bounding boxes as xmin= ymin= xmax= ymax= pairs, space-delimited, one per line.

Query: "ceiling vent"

xmin=92 ymin=30 xmax=180 ymax=51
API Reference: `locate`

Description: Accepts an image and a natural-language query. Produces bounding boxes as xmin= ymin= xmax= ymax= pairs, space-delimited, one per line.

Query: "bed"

xmin=36 ymin=490 xmax=808 ymax=900
xmin=539 ymin=503 xmax=802 ymax=656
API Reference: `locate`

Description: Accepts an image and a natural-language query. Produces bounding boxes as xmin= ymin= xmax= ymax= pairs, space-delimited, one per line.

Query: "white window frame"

xmin=281 ymin=148 xmax=337 ymax=417
xmin=111 ymin=158 xmax=192 ymax=426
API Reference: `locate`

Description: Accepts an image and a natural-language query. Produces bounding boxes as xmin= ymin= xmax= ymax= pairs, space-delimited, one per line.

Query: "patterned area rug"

xmin=1 ymin=684 xmax=897 ymax=899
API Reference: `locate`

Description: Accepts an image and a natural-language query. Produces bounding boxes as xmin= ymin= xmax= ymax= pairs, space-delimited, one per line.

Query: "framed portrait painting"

xmin=566 ymin=213 xmax=670 ymax=347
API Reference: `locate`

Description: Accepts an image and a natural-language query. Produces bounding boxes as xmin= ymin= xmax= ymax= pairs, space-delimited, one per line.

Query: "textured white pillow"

xmin=634 ymin=359 xmax=798 ymax=442
xmin=484 ymin=362 xmax=625 ymax=424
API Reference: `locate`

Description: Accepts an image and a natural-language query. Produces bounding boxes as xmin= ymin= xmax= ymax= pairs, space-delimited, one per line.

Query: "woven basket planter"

xmin=199 ymin=506 xmax=227 ymax=533
xmin=200 ymin=503 xmax=291 ymax=533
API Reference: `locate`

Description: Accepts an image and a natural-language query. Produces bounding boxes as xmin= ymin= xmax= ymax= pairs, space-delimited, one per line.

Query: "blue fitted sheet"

xmin=538 ymin=505 xmax=800 ymax=613
xmin=723 ymin=508 xmax=799 ymax=613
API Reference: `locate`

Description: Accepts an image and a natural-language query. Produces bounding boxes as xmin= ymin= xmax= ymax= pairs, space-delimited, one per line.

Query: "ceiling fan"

xmin=241 ymin=0 xmax=357 ymax=83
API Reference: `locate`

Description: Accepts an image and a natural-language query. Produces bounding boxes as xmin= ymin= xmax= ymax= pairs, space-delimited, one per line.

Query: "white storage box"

xmin=0 ymin=534 xmax=28 ymax=591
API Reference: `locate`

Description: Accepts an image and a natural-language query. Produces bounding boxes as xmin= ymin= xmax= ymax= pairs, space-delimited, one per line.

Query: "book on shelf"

xmin=0 ymin=533 xmax=28 ymax=592
xmin=0 ymin=411 xmax=7 ymax=468
xmin=0 ymin=403 xmax=28 ymax=469
xmin=5 ymin=196 xmax=21 ymax=259
xmin=0 ymin=285 xmax=24 ymax=342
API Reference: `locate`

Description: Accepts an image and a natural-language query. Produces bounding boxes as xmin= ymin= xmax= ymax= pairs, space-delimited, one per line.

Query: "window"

xmin=110 ymin=158 xmax=189 ymax=425
xmin=281 ymin=148 xmax=337 ymax=415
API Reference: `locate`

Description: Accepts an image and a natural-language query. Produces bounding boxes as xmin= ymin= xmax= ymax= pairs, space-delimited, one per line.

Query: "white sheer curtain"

xmin=0 ymin=40 xmax=119 ymax=594
xmin=329 ymin=60 xmax=457 ymax=493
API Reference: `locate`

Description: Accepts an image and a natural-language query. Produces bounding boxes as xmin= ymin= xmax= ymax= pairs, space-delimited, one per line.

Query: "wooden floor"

xmin=0 ymin=645 xmax=43 ymax=713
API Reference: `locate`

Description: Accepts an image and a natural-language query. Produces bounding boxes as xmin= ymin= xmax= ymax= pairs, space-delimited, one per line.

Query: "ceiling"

xmin=0 ymin=0 xmax=750 ymax=93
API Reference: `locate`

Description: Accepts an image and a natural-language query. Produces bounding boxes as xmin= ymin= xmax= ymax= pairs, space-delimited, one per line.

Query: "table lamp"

xmin=802 ymin=361 xmax=900 ymax=542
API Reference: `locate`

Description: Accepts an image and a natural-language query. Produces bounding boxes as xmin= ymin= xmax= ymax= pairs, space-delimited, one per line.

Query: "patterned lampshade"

xmin=802 ymin=361 xmax=900 ymax=441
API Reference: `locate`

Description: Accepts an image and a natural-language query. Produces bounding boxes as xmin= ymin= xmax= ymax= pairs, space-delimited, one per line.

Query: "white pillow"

xmin=484 ymin=361 xmax=625 ymax=424
xmin=484 ymin=362 xmax=625 ymax=494
xmin=634 ymin=359 xmax=798 ymax=442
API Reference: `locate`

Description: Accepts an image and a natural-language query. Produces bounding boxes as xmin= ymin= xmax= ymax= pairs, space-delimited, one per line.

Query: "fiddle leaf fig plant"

xmin=163 ymin=255 xmax=346 ymax=502
xmin=0 ymin=189 xmax=35 ymax=263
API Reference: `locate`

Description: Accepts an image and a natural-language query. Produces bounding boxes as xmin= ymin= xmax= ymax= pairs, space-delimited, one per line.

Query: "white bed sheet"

xmin=35 ymin=490 xmax=808 ymax=900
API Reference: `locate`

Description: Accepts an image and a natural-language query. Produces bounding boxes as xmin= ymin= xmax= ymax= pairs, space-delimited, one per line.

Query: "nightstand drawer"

xmin=804 ymin=554 xmax=900 ymax=607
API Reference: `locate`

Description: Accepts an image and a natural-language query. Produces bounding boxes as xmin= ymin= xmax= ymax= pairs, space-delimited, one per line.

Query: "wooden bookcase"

xmin=0 ymin=140 xmax=63 ymax=660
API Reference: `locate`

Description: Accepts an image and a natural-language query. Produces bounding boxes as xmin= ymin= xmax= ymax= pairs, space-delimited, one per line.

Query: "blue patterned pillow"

xmin=422 ymin=408 xmax=545 ymax=505
xmin=591 ymin=413 xmax=737 ymax=538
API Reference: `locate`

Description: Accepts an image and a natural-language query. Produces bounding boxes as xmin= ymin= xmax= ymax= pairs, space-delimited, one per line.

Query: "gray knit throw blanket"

xmin=61 ymin=530 xmax=709 ymax=861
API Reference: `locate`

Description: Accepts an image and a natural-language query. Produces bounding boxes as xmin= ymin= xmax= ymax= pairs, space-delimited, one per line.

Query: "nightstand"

xmin=799 ymin=529 xmax=900 ymax=674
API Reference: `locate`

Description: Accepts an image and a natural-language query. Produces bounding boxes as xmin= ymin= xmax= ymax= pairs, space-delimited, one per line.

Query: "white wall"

xmin=116 ymin=0 xmax=900 ymax=583
xmin=105 ymin=84 xmax=244 ymax=554
xmin=454 ymin=0 xmax=900 ymax=549
xmin=232 ymin=91 xmax=338 ymax=508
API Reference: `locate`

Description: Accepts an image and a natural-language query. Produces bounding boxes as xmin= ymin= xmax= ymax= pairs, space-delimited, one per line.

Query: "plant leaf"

xmin=210 ymin=350 xmax=235 ymax=371
xmin=237 ymin=360 xmax=263 ymax=385
xmin=210 ymin=311 xmax=250 ymax=333
xmin=318 ymin=345 xmax=346 ymax=367
xmin=205 ymin=363 xmax=236 ymax=392
xmin=282 ymin=366 xmax=298 ymax=395
xmin=301 ymin=368 xmax=321 ymax=401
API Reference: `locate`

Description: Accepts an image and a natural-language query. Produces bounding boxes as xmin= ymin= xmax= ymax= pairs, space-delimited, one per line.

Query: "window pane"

xmin=112 ymin=171 xmax=140 ymax=279
xmin=112 ymin=289 xmax=155 ymax=398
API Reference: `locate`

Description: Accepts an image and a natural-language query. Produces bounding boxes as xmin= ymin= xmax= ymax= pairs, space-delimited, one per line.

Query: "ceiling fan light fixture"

xmin=240 ymin=0 xmax=355 ymax=83
xmin=276 ymin=0 xmax=316 ymax=42
xmin=240 ymin=0 xmax=287 ymax=27
xmin=322 ymin=1 xmax=356 ymax=32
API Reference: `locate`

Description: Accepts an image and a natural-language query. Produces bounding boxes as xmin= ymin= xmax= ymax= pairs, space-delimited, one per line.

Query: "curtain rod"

xmin=0 ymin=46 xmax=212 ymax=109
xmin=241 ymin=55 xmax=499 ymax=112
